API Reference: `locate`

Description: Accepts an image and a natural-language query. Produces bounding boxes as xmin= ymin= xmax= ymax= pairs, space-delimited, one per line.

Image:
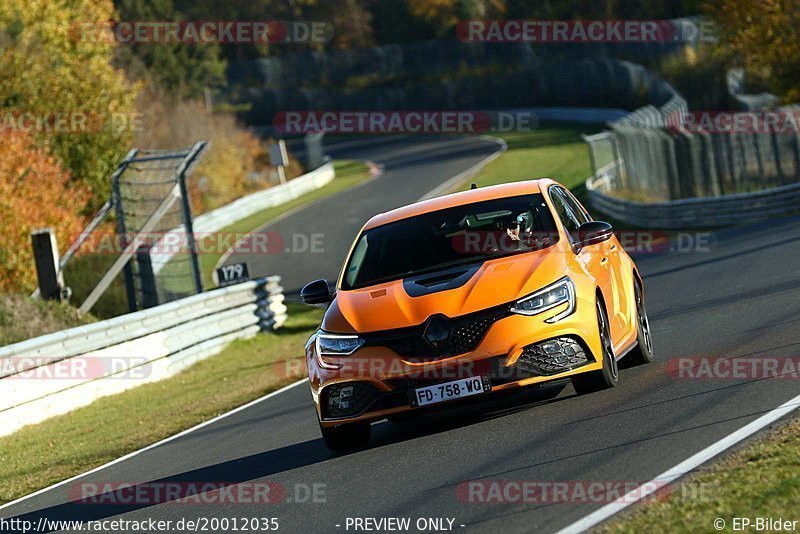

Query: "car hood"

xmin=322 ymin=247 xmax=567 ymax=333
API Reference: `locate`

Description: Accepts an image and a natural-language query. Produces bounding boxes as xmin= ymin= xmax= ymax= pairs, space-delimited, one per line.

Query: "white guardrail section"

xmin=0 ymin=277 xmax=287 ymax=437
xmin=151 ymin=162 xmax=335 ymax=274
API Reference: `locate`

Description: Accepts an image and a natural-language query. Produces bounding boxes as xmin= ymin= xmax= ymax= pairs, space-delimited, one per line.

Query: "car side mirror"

xmin=301 ymin=279 xmax=332 ymax=305
xmin=578 ymin=221 xmax=614 ymax=247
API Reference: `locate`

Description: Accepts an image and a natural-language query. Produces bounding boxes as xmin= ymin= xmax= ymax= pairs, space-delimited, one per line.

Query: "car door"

xmin=550 ymin=186 xmax=622 ymax=340
xmin=559 ymin=187 xmax=629 ymax=340
xmin=548 ymin=186 xmax=617 ymax=337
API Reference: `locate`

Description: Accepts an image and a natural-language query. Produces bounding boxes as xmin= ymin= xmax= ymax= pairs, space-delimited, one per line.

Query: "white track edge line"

xmin=556 ymin=393 xmax=800 ymax=534
xmin=0 ymin=379 xmax=306 ymax=512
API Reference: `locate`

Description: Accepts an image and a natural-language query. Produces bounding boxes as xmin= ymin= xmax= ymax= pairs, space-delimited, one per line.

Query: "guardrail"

xmin=0 ymin=277 xmax=287 ymax=437
xmin=586 ymin=174 xmax=800 ymax=228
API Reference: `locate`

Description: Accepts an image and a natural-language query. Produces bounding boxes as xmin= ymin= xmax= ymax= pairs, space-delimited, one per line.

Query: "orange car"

xmin=301 ymin=179 xmax=653 ymax=451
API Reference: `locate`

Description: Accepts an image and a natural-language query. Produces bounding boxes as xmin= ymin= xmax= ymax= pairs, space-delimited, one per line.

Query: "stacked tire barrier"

xmin=0 ymin=277 xmax=287 ymax=437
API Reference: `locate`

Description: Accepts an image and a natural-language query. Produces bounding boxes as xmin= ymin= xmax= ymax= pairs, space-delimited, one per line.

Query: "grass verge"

xmin=0 ymin=295 xmax=95 ymax=346
xmin=603 ymin=416 xmax=800 ymax=533
xmin=459 ymin=122 xmax=605 ymax=192
xmin=0 ymin=303 xmax=322 ymax=505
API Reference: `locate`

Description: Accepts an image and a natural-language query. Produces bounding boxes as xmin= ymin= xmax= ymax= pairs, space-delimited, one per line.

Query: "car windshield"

xmin=342 ymin=193 xmax=559 ymax=290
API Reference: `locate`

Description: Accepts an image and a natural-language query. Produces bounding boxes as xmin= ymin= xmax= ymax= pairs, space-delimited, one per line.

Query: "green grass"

xmin=459 ymin=122 xmax=605 ymax=192
xmin=460 ymin=123 xmax=650 ymax=231
xmin=604 ymin=417 xmax=800 ymax=533
xmin=64 ymin=253 xmax=131 ymax=319
xmin=0 ymin=303 xmax=322 ymax=505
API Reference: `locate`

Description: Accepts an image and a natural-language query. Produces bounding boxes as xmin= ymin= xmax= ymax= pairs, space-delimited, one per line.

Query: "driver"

xmin=505 ymin=214 xmax=531 ymax=249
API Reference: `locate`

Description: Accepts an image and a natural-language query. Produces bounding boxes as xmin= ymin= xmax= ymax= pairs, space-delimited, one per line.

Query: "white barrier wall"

xmin=0 ymin=277 xmax=286 ymax=437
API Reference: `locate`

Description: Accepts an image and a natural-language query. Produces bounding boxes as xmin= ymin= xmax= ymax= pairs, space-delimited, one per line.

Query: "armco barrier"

xmin=586 ymin=174 xmax=800 ymax=229
xmin=0 ymin=277 xmax=287 ymax=437
xmin=151 ymin=161 xmax=335 ymax=274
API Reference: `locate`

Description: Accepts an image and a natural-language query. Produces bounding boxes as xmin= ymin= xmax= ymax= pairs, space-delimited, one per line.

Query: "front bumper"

xmin=308 ymin=298 xmax=605 ymax=428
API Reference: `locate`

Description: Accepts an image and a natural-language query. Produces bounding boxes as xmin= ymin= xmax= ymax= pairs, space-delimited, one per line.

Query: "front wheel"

xmin=626 ymin=279 xmax=654 ymax=365
xmin=572 ymin=299 xmax=619 ymax=394
xmin=319 ymin=420 xmax=371 ymax=452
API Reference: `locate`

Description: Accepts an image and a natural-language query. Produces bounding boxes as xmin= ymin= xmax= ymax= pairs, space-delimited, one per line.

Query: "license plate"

xmin=411 ymin=376 xmax=492 ymax=407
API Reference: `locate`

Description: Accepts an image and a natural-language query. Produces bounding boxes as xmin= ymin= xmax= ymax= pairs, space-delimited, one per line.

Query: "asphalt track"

xmin=219 ymin=135 xmax=504 ymax=293
xmin=2 ymin=136 xmax=800 ymax=534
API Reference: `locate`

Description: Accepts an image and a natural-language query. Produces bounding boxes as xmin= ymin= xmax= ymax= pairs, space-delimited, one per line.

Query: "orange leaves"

xmin=0 ymin=131 xmax=88 ymax=292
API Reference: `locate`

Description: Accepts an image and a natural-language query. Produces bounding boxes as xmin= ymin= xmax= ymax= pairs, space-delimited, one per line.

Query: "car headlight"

xmin=511 ymin=277 xmax=575 ymax=323
xmin=314 ymin=332 xmax=364 ymax=370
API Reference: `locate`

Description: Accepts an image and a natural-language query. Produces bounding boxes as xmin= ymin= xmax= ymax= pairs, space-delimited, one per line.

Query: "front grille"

xmin=321 ymin=382 xmax=382 ymax=419
xmin=362 ymin=304 xmax=511 ymax=361
xmin=449 ymin=317 xmax=499 ymax=355
xmin=515 ymin=337 xmax=591 ymax=376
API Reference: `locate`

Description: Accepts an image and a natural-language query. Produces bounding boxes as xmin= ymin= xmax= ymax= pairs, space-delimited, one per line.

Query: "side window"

xmin=560 ymin=188 xmax=591 ymax=224
xmin=344 ymin=235 xmax=369 ymax=287
xmin=548 ymin=187 xmax=581 ymax=239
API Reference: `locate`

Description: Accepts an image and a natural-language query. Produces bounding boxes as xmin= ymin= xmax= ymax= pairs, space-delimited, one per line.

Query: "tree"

xmin=406 ymin=0 xmax=506 ymax=38
xmin=0 ymin=132 xmax=88 ymax=293
xmin=706 ymin=0 xmax=800 ymax=102
xmin=114 ymin=0 xmax=227 ymax=99
xmin=0 ymin=0 xmax=137 ymax=211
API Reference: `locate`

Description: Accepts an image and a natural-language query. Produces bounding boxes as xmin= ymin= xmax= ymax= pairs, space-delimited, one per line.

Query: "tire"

xmin=626 ymin=279 xmax=654 ymax=365
xmin=572 ymin=299 xmax=619 ymax=394
xmin=319 ymin=420 xmax=371 ymax=452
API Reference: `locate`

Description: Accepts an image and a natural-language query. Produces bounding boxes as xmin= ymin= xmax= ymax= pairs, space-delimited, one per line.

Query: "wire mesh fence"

xmin=112 ymin=144 xmax=206 ymax=311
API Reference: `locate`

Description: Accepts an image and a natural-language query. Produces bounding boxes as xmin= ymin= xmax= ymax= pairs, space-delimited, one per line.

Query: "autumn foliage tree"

xmin=0 ymin=0 xmax=137 ymax=210
xmin=0 ymin=132 xmax=88 ymax=293
xmin=707 ymin=0 xmax=800 ymax=102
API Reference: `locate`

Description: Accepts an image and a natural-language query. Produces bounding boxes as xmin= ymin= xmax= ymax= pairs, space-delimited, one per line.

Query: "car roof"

xmin=363 ymin=178 xmax=556 ymax=230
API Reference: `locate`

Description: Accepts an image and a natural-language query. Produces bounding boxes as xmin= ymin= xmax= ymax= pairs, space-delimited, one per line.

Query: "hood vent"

xmin=403 ymin=263 xmax=482 ymax=297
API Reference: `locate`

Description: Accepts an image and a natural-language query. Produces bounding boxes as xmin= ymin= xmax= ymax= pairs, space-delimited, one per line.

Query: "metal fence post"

xmin=176 ymin=142 xmax=207 ymax=295
xmin=610 ymin=135 xmax=625 ymax=189
xmin=31 ymin=228 xmax=63 ymax=301
xmin=112 ymin=149 xmax=140 ymax=313
xmin=136 ymin=244 xmax=159 ymax=309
